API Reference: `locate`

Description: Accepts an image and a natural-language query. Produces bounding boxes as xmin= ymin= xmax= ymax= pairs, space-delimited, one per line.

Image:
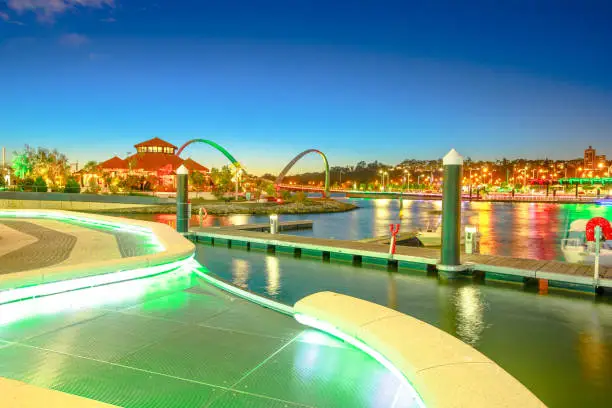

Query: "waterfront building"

xmin=93 ymin=137 xmax=210 ymax=191
xmin=584 ymin=145 xmax=596 ymax=169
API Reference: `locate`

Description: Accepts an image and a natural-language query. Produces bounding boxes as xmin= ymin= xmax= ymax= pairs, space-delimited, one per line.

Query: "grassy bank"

xmin=97 ymin=199 xmax=358 ymax=215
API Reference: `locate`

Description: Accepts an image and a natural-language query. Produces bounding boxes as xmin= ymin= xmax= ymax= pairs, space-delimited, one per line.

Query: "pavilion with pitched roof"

xmin=93 ymin=137 xmax=209 ymax=191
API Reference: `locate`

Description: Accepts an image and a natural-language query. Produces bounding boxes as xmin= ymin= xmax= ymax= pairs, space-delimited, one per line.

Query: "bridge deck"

xmin=191 ymin=227 xmax=611 ymax=290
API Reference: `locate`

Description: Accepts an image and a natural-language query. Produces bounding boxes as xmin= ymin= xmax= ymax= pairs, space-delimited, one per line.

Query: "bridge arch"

xmin=176 ymin=139 xmax=242 ymax=170
xmin=275 ymin=149 xmax=330 ymax=197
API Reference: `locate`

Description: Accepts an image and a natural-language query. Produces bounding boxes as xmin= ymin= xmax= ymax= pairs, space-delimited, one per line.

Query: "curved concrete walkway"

xmin=0 ymin=272 xmax=416 ymax=407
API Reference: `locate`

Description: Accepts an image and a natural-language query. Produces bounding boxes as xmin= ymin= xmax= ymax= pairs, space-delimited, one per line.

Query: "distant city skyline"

xmin=1 ymin=0 xmax=611 ymax=174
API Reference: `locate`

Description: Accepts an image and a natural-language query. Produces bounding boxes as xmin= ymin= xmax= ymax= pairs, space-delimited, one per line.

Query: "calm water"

xmin=127 ymin=199 xmax=612 ymax=261
xmin=196 ymin=243 xmax=612 ymax=408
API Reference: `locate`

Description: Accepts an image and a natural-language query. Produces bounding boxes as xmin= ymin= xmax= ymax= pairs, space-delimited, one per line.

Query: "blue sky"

xmin=1 ymin=0 xmax=611 ymax=174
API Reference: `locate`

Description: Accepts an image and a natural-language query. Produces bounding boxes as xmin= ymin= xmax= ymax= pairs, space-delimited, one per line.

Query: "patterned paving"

xmin=0 ymin=220 xmax=77 ymax=274
xmin=0 ymin=218 xmax=159 ymax=275
xmin=0 ymin=275 xmax=418 ymax=408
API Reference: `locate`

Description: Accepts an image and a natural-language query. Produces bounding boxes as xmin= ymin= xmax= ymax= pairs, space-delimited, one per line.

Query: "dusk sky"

xmin=1 ymin=0 xmax=611 ymax=174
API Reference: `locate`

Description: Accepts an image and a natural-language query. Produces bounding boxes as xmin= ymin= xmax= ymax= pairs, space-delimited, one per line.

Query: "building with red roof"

xmin=92 ymin=137 xmax=210 ymax=191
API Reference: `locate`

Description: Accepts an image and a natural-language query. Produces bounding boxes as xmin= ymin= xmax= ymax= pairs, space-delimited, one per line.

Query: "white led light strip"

xmin=191 ymin=266 xmax=294 ymax=315
xmin=0 ymin=257 xmax=193 ymax=305
xmin=294 ymin=313 xmax=426 ymax=407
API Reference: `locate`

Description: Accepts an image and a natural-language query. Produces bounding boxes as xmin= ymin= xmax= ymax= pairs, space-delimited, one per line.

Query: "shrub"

xmin=280 ymin=190 xmax=291 ymax=201
xmin=64 ymin=178 xmax=81 ymax=193
xmin=33 ymin=176 xmax=48 ymax=192
xmin=87 ymin=177 xmax=100 ymax=194
xmin=294 ymin=191 xmax=307 ymax=203
xmin=109 ymin=184 xmax=119 ymax=194
xmin=212 ymin=186 xmax=227 ymax=201
xmin=21 ymin=177 xmax=35 ymax=191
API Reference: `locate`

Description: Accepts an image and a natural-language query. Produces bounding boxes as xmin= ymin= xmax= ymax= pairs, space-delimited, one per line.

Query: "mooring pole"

xmin=176 ymin=165 xmax=189 ymax=233
xmin=594 ymin=225 xmax=601 ymax=286
xmin=438 ymin=149 xmax=467 ymax=279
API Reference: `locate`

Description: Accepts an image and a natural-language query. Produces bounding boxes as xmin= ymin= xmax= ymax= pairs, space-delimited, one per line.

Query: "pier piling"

xmin=176 ymin=165 xmax=189 ymax=233
xmin=438 ymin=148 xmax=468 ymax=278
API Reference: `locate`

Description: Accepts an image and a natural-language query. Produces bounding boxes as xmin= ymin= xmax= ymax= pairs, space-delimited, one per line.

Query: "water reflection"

xmin=387 ymin=273 xmax=398 ymax=309
xmin=124 ymin=199 xmax=612 ymax=261
xmin=231 ymin=258 xmax=250 ymax=289
xmin=265 ymin=256 xmax=280 ymax=296
xmin=577 ymin=311 xmax=609 ymax=386
xmin=453 ymin=285 xmax=486 ymax=346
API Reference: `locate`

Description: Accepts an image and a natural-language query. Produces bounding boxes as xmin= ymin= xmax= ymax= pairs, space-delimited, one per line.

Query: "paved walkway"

xmin=0 ymin=219 xmax=157 ymax=275
xmin=0 ymin=273 xmax=416 ymax=407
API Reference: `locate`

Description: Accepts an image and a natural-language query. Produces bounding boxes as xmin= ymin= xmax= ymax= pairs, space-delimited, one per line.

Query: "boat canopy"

xmin=568 ymin=219 xmax=588 ymax=232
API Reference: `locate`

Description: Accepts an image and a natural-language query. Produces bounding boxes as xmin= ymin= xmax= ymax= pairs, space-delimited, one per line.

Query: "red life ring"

xmin=585 ymin=217 xmax=612 ymax=242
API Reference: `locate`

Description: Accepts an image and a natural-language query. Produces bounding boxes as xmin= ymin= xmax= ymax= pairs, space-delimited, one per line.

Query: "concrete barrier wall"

xmin=0 ymin=191 xmax=174 ymax=204
xmin=0 ymin=210 xmax=195 ymax=293
xmin=0 ymin=377 xmax=118 ymax=407
xmin=294 ymin=292 xmax=545 ymax=408
xmin=0 ymin=199 xmax=157 ymax=211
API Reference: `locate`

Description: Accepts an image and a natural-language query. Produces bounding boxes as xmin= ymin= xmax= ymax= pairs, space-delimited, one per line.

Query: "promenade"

xmin=0 ymin=211 xmax=418 ymax=407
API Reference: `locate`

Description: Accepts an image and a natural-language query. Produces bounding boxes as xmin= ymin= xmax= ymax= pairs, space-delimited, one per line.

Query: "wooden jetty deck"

xmin=216 ymin=220 xmax=313 ymax=232
xmin=190 ymin=226 xmax=612 ymax=292
xmin=358 ymin=231 xmax=418 ymax=245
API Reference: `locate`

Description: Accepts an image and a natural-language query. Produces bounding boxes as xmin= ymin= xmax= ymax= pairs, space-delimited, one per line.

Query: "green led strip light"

xmin=191 ymin=264 xmax=425 ymax=406
xmin=191 ymin=266 xmax=294 ymax=315
xmin=0 ymin=208 xmax=200 ymax=305
xmin=0 ymin=257 xmax=194 ymax=306
xmin=0 ymin=268 xmax=193 ymax=326
xmin=294 ymin=313 xmax=426 ymax=407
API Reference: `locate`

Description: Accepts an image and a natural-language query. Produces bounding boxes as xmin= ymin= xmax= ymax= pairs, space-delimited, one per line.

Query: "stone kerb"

xmin=294 ymin=291 xmax=545 ymax=408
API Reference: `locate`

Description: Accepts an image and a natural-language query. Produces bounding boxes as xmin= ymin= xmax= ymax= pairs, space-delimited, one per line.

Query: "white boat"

xmin=561 ymin=219 xmax=612 ymax=266
xmin=416 ymin=222 xmax=465 ymax=247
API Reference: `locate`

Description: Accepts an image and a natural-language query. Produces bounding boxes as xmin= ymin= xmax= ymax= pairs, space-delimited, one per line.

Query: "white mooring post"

xmin=270 ymin=214 xmax=279 ymax=234
xmin=465 ymin=226 xmax=477 ymax=254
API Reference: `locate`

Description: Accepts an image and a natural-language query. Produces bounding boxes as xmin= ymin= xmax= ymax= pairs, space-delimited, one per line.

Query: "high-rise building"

xmin=584 ymin=146 xmax=596 ymax=169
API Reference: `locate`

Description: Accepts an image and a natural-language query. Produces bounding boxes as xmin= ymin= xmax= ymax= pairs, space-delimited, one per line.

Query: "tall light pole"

xmin=234 ymin=168 xmax=243 ymax=200
xmin=384 ymin=171 xmax=388 ymax=191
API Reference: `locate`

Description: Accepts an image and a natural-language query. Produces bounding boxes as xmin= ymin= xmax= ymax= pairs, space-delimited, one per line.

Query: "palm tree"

xmin=12 ymin=152 xmax=32 ymax=179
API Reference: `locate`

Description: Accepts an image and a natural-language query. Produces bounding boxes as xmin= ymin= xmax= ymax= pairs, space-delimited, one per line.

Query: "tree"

xmin=189 ymin=171 xmax=207 ymax=195
xmin=265 ymin=183 xmax=276 ymax=197
xmin=12 ymin=152 xmax=32 ymax=179
xmin=210 ymin=166 xmax=234 ymax=196
xmin=83 ymin=161 xmax=100 ymax=174
xmin=280 ymin=190 xmax=291 ymax=201
xmin=260 ymin=173 xmax=277 ymax=181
